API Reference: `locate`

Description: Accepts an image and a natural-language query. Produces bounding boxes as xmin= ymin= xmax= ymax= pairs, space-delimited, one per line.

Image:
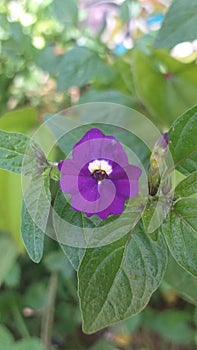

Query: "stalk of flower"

xmin=58 ymin=128 xmax=142 ymax=220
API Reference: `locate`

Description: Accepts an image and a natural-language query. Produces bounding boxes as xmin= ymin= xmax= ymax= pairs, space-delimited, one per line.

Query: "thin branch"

xmin=41 ymin=272 xmax=58 ymax=350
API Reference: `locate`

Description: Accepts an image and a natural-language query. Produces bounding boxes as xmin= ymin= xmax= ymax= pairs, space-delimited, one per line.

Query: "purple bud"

xmin=156 ymin=132 xmax=169 ymax=150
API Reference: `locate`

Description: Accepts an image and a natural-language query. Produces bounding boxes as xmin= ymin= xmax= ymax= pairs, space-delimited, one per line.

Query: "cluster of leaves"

xmin=0 ymin=103 xmax=196 ymax=335
xmin=1 ymin=0 xmax=197 ymax=127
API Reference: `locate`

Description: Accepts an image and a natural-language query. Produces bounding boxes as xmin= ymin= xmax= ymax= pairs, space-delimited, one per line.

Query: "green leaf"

xmin=0 ymin=235 xmax=18 ymax=285
xmin=132 ymin=49 xmax=197 ymax=125
xmin=143 ymin=308 xmax=194 ymax=345
xmin=60 ymin=244 xmax=85 ymax=271
xmin=0 ymin=325 xmax=14 ymax=348
xmin=0 ymin=130 xmax=33 ymax=174
xmin=78 ymin=222 xmax=167 ymax=333
xmin=175 ymin=171 xmax=197 ymax=197
xmin=162 ymin=198 xmax=197 ymax=277
xmin=21 ymin=201 xmax=45 ymax=263
xmin=169 ymin=106 xmax=197 ymax=175
xmin=155 ymin=0 xmax=197 ymax=48
xmin=36 ymin=46 xmax=61 ymax=74
xmin=164 ymin=255 xmax=197 ymax=305
xmin=21 ymin=173 xmax=51 ymax=263
xmin=44 ymin=250 xmax=74 ymax=278
xmin=52 ymin=0 xmax=78 ymax=25
xmin=0 ymin=108 xmax=39 ymax=133
xmin=57 ymin=46 xmax=115 ymax=91
xmin=14 ymin=338 xmax=42 ymax=350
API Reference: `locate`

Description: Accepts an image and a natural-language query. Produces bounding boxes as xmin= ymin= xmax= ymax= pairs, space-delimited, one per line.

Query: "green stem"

xmin=41 ymin=272 xmax=58 ymax=350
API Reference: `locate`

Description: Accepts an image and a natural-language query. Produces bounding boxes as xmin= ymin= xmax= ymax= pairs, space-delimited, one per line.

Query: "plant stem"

xmin=41 ymin=272 xmax=58 ymax=350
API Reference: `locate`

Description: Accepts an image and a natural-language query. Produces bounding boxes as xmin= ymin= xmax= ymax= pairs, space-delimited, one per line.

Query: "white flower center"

xmin=88 ymin=159 xmax=112 ymax=175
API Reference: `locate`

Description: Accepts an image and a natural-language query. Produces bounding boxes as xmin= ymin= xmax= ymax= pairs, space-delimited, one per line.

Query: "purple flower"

xmin=58 ymin=128 xmax=142 ymax=220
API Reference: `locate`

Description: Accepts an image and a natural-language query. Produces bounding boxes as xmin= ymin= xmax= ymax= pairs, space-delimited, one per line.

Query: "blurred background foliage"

xmin=0 ymin=0 xmax=197 ymax=349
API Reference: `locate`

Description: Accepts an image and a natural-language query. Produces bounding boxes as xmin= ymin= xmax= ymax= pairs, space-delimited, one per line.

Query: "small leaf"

xmin=0 ymin=130 xmax=33 ymax=174
xmin=175 ymin=171 xmax=197 ymax=197
xmin=162 ymin=198 xmax=197 ymax=277
xmin=169 ymin=105 xmax=197 ymax=175
xmin=78 ymin=222 xmax=167 ymax=333
xmin=164 ymin=255 xmax=197 ymax=305
xmin=21 ymin=201 xmax=45 ymax=263
xmin=155 ymin=0 xmax=197 ymax=48
xmin=21 ymin=173 xmax=51 ymax=263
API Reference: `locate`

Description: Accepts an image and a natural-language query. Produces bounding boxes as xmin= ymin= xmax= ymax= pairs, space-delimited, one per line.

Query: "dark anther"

xmin=92 ymin=170 xmax=108 ymax=182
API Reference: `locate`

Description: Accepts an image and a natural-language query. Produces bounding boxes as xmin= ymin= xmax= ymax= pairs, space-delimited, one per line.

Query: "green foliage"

xmin=0 ymin=130 xmax=31 ymax=174
xmin=164 ymin=256 xmax=197 ymax=305
xmin=56 ymin=46 xmax=115 ymax=92
xmin=169 ymin=105 xmax=197 ymax=175
xmin=132 ymin=49 xmax=197 ymax=125
xmin=0 ymin=0 xmax=197 ymax=345
xmin=21 ymin=201 xmax=45 ymax=263
xmin=175 ymin=170 xmax=197 ymax=197
xmin=155 ymin=0 xmax=197 ymax=48
xmin=79 ymin=223 xmax=167 ymax=333
xmin=162 ymin=198 xmax=197 ymax=277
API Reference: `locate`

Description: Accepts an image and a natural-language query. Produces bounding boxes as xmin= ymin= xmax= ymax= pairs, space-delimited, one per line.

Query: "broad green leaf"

xmin=0 ymin=130 xmax=34 ymax=174
xmin=162 ymin=198 xmax=197 ymax=277
xmin=155 ymin=0 xmax=197 ymax=48
xmin=21 ymin=173 xmax=51 ymax=262
xmin=164 ymin=255 xmax=197 ymax=305
xmin=169 ymin=106 xmax=197 ymax=175
xmin=78 ymin=222 xmax=167 ymax=333
xmin=0 ymin=235 xmax=18 ymax=284
xmin=21 ymin=201 xmax=45 ymax=263
xmin=175 ymin=171 xmax=197 ymax=197
xmin=132 ymin=49 xmax=197 ymax=125
xmin=57 ymin=46 xmax=115 ymax=91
